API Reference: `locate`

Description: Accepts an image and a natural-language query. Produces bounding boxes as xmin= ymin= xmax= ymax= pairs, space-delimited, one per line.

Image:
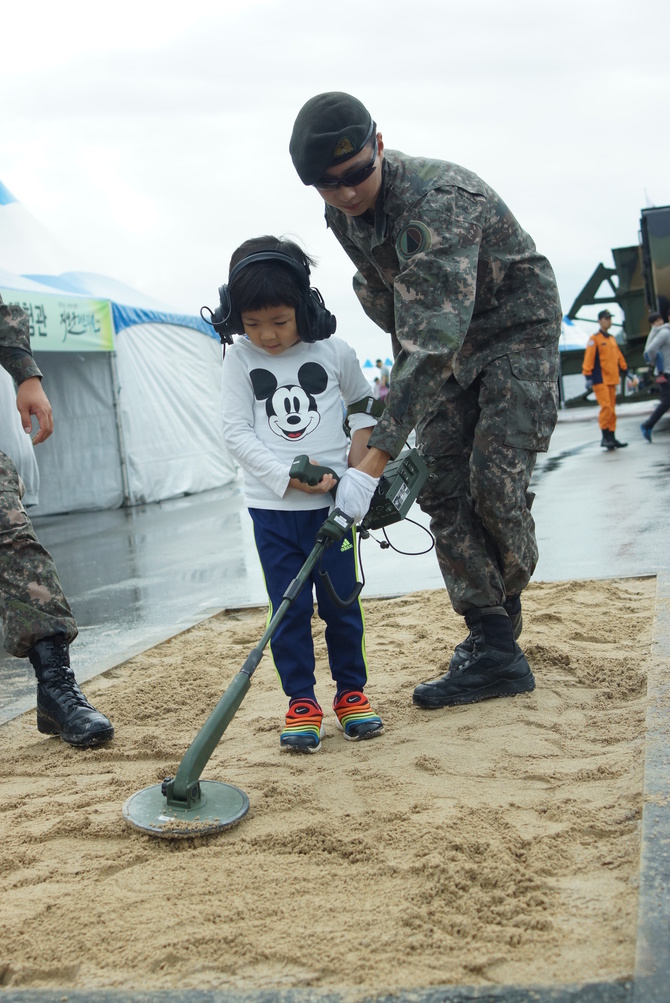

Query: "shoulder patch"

xmin=396 ymin=221 xmax=432 ymax=260
xmin=334 ymin=136 xmax=355 ymax=158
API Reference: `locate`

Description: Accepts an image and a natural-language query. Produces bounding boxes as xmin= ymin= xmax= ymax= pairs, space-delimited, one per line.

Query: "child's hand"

xmin=289 ymin=458 xmax=338 ymax=495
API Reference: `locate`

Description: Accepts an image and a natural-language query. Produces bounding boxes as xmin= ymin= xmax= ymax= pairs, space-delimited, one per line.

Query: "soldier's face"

xmin=316 ymin=134 xmax=384 ymax=216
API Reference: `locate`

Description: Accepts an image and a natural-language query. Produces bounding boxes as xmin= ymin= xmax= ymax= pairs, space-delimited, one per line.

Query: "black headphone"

xmin=201 ymin=251 xmax=337 ymax=347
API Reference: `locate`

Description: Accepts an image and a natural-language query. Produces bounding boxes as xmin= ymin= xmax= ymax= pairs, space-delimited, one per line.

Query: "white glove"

xmin=335 ymin=468 xmax=380 ymax=524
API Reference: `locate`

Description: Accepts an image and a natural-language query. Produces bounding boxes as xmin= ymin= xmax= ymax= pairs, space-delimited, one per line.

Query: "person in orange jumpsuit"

xmin=582 ymin=309 xmax=629 ymax=450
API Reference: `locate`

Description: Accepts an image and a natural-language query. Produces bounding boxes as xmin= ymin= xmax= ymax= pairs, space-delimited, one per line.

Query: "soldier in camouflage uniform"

xmin=0 ymin=293 xmax=113 ymax=745
xmin=290 ymin=92 xmax=561 ymax=709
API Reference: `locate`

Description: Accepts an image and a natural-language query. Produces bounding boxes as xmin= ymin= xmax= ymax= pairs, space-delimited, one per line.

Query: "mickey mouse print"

xmin=221 ymin=337 xmax=378 ymax=510
xmin=250 ymin=363 xmax=328 ymax=442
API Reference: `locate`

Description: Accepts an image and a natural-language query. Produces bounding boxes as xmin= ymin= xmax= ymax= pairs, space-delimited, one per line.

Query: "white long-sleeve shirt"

xmin=221 ymin=335 xmax=377 ymax=510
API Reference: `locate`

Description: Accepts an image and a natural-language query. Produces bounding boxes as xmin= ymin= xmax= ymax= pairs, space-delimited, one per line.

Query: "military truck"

xmin=560 ymin=204 xmax=670 ymax=406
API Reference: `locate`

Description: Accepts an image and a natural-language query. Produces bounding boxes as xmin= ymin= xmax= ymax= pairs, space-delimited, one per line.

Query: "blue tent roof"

xmin=22 ymin=271 xmax=214 ymax=338
xmin=0 ymin=178 xmax=214 ymax=339
xmin=0 ymin=181 xmax=18 ymax=206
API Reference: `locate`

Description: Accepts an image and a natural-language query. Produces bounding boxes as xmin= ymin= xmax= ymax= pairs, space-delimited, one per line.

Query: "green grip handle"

xmin=290 ymin=454 xmax=339 ymax=488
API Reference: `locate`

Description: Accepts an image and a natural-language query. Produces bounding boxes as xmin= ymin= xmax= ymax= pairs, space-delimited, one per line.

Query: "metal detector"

xmin=123 ymin=449 xmax=429 ymax=839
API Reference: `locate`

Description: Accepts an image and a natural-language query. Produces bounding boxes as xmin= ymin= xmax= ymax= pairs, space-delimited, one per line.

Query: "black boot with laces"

xmin=28 ymin=636 xmax=114 ymax=747
xmin=449 ymin=595 xmax=523 ymax=670
xmin=413 ymin=606 xmax=535 ymax=709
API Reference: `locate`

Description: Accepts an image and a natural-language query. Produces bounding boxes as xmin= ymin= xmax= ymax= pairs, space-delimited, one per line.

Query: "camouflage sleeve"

xmin=0 ymin=294 xmax=43 ymax=384
xmin=332 ymin=228 xmax=396 ymax=335
xmin=368 ymin=187 xmax=481 ymax=457
xmin=351 ymin=267 xmax=396 ymax=335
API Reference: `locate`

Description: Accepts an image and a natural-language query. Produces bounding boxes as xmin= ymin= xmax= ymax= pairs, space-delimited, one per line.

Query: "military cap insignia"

xmin=396 ymin=221 xmax=432 ymax=260
xmin=334 ymin=137 xmax=355 ymax=157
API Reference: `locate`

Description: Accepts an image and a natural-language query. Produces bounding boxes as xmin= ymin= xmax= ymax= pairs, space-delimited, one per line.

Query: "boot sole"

xmin=37 ymin=716 xmax=114 ymax=747
xmin=413 ymin=672 xmax=535 ymax=709
xmin=280 ymin=723 xmax=325 ymax=753
xmin=335 ymin=720 xmax=385 ymax=742
xmin=280 ymin=740 xmax=322 ymax=753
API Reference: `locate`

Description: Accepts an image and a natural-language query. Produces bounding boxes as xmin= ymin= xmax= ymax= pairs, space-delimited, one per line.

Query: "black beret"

xmin=289 ymin=92 xmax=374 ymax=186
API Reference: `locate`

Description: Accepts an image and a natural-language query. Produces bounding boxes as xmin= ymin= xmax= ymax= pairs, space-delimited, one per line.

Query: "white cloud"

xmin=1 ymin=0 xmax=668 ymax=358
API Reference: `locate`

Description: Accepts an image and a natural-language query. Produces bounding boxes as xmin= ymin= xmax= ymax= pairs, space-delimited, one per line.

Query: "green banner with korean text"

xmin=0 ymin=288 xmax=115 ymax=352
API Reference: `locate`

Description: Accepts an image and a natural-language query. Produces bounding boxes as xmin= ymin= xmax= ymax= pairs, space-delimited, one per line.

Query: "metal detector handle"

xmin=166 ymin=517 xmax=346 ymax=809
xmin=290 ymin=454 xmax=339 ymax=496
xmin=167 ymin=670 xmax=252 ymax=807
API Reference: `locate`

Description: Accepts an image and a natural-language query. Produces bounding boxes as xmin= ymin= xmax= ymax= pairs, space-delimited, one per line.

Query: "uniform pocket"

xmin=508 ymin=348 xmax=559 ymax=382
xmin=479 ymin=353 xmax=558 ymax=452
xmin=505 ymin=351 xmax=558 ymax=450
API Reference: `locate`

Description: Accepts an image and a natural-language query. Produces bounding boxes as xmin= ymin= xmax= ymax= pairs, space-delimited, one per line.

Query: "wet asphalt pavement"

xmin=1 ymin=400 xmax=666 ymax=725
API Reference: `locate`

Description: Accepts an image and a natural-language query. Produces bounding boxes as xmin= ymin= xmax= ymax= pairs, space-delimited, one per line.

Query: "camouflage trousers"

xmin=416 ymin=355 xmax=558 ymax=615
xmin=0 ymin=451 xmax=77 ymax=658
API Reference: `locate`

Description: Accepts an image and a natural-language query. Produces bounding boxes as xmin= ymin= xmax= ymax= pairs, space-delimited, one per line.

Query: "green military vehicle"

xmin=561 ymin=204 xmax=670 ymax=406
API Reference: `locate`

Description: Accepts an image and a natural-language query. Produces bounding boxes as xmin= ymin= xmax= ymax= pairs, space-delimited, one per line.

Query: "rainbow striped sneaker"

xmin=333 ymin=690 xmax=384 ymax=741
xmin=280 ymin=697 xmax=325 ymax=753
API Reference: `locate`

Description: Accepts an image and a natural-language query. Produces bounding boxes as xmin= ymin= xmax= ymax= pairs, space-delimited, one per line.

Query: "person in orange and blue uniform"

xmin=582 ymin=309 xmax=629 ymax=450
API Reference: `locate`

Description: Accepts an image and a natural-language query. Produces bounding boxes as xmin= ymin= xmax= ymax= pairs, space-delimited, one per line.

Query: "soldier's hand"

xmin=335 ymin=468 xmax=380 ymax=523
xmin=16 ymin=377 xmax=54 ymax=445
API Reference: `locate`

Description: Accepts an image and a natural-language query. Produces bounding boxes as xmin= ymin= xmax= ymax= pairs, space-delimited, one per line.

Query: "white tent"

xmin=0 ymin=181 xmax=237 ymax=515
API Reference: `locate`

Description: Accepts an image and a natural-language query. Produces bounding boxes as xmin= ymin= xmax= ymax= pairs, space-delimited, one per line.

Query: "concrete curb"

xmin=556 ymin=400 xmax=655 ymax=423
xmin=631 ymin=573 xmax=670 ymax=1002
xmin=0 ymin=982 xmax=636 ymax=1002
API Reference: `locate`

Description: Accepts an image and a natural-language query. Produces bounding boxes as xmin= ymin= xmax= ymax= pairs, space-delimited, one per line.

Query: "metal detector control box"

xmin=361 ymin=448 xmax=430 ymax=532
xmin=290 ymin=448 xmax=429 ymax=532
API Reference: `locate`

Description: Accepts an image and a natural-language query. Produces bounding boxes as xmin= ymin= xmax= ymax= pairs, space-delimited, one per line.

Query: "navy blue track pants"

xmin=249 ymin=507 xmax=368 ymax=701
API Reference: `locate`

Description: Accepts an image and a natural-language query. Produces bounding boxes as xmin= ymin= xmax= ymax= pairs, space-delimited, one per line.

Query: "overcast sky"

xmin=1 ymin=0 xmax=668 ymax=362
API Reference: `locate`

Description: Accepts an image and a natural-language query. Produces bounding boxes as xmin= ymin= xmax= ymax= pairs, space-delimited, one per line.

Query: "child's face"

xmin=241 ymin=304 xmax=301 ymax=354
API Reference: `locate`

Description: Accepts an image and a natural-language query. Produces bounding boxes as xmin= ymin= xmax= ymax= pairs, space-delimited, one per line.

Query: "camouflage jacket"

xmin=325 ymin=150 xmax=562 ymax=457
xmin=0 ymin=294 xmax=42 ymax=384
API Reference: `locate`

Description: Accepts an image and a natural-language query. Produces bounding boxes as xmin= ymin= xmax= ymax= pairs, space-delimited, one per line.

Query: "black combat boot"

xmin=447 ymin=617 xmax=485 ymax=671
xmin=611 ymin=431 xmax=628 ymax=448
xmin=413 ymin=606 xmax=535 ymax=709
xmin=449 ymin=594 xmax=523 ymax=671
xmin=503 ymin=593 xmax=523 ymax=640
xmin=28 ymin=636 xmax=114 ymax=747
xmin=600 ymin=430 xmax=616 ymax=451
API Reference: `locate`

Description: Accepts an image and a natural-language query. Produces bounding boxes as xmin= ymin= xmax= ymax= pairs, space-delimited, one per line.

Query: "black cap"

xmin=290 ymin=92 xmax=374 ymax=186
xmin=598 ymin=309 xmax=613 ymax=320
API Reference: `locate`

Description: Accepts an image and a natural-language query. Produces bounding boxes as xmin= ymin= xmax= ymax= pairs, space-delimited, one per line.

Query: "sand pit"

xmin=0 ymin=576 xmax=654 ymax=996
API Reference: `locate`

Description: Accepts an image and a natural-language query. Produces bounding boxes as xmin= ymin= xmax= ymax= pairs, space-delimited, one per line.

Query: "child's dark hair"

xmin=228 ymin=236 xmax=317 ymax=316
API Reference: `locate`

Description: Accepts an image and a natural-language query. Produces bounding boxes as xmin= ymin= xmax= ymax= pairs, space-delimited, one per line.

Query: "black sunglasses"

xmin=315 ymin=130 xmax=378 ymax=191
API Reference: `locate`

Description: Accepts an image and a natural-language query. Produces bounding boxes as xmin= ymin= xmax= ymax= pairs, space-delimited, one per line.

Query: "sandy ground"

xmin=0 ymin=576 xmax=654 ymax=996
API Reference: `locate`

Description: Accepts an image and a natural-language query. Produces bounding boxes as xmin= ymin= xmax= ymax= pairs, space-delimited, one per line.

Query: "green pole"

xmin=166 ymin=531 xmax=338 ymax=808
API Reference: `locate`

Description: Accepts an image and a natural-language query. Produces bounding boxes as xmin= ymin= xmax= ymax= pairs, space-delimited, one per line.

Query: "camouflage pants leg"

xmin=0 ymin=450 xmax=77 ymax=657
xmin=417 ymin=357 xmax=558 ymax=614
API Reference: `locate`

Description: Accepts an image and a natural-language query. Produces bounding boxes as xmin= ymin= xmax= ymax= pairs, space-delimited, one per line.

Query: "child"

xmin=219 ymin=235 xmax=384 ymax=753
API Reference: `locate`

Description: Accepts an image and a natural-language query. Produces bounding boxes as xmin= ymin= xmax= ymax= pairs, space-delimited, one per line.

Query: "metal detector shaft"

xmin=166 ymin=509 xmax=353 ymax=808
